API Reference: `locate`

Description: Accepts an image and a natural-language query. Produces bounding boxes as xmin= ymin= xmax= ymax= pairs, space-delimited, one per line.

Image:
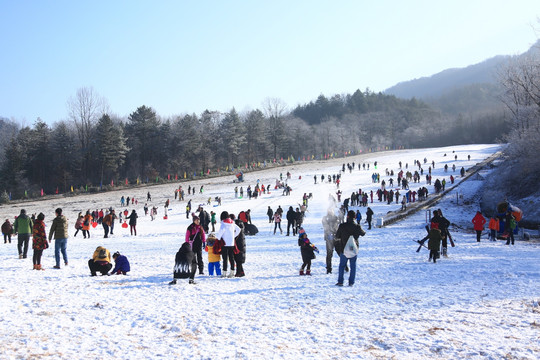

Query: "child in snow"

xmin=170 ymin=242 xmax=197 ymax=285
xmin=204 ymin=233 xmax=222 ymax=276
xmin=298 ymin=228 xmax=318 ymax=275
xmin=110 ymin=252 xmax=131 ymax=275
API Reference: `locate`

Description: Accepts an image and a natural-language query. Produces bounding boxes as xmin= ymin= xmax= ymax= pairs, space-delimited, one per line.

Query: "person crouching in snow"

xmin=170 ymin=242 xmax=197 ymax=285
xmin=298 ymin=228 xmax=318 ymax=275
xmin=204 ymin=233 xmax=222 ymax=276
xmin=110 ymin=252 xmax=130 ymax=275
xmin=88 ymin=246 xmax=112 ymax=276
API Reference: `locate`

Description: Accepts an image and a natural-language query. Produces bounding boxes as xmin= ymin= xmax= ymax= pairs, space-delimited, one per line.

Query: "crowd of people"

xmin=2 ymin=150 xmax=518 ymax=286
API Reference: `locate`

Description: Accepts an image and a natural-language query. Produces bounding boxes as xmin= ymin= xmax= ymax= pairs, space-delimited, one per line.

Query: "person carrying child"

xmin=298 ymin=228 xmax=318 ymax=275
xmin=204 ymin=233 xmax=222 ymax=276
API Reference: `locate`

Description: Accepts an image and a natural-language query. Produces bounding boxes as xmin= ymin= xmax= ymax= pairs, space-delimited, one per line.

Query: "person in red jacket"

xmin=472 ymin=211 xmax=486 ymax=242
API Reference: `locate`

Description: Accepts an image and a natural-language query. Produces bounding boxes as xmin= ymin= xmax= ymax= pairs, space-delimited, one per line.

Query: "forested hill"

xmin=384 ymin=55 xmax=508 ymax=99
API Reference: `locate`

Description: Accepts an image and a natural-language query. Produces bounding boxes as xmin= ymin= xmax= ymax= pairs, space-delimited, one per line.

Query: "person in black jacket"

xmin=431 ymin=209 xmax=450 ymax=257
xmin=267 ymin=206 xmax=274 ymax=223
xmin=234 ymin=218 xmax=246 ymax=277
xmin=366 ymin=207 xmax=374 ymax=230
xmin=127 ymin=210 xmax=138 ymax=236
xmin=335 ymin=210 xmax=365 ymax=286
xmin=286 ymin=206 xmax=296 ymax=236
xmin=169 ymin=242 xmax=197 ymax=285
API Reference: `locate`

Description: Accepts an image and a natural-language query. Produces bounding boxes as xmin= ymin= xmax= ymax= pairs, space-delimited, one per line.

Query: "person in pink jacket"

xmin=215 ymin=211 xmax=241 ymax=278
xmin=472 ymin=211 xmax=486 ymax=242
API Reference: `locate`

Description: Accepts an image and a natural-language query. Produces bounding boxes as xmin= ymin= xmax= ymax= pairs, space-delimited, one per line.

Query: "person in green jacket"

xmin=14 ymin=209 xmax=33 ymax=259
xmin=49 ymin=208 xmax=69 ymax=269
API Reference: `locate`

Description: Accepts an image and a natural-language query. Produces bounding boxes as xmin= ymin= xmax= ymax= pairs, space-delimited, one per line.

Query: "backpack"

xmin=509 ymin=218 xmax=517 ymax=230
xmin=213 ymin=238 xmax=224 ymax=254
xmin=97 ymin=248 xmax=107 ymax=260
xmin=343 ymin=235 xmax=359 ymax=258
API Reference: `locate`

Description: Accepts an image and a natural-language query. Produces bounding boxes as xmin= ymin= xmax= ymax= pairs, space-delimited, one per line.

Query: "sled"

xmin=244 ymin=223 xmax=259 ymax=236
xmin=92 ymin=222 xmax=98 ymax=228
xmin=122 ymin=223 xmax=128 ymax=228
xmin=163 ymin=215 xmax=168 ymax=220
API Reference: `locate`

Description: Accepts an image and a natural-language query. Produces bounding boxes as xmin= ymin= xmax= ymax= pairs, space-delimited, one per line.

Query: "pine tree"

xmin=95 ymin=114 xmax=128 ymax=186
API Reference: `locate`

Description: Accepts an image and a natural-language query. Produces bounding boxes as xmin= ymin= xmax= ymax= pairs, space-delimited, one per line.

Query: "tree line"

xmin=0 ymin=84 xmax=511 ymax=201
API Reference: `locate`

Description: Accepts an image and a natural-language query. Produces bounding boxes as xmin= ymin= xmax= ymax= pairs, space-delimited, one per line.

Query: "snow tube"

xmin=244 ymin=223 xmax=259 ymax=236
xmin=122 ymin=222 xmax=128 ymax=228
xmin=496 ymin=202 xmax=523 ymax=221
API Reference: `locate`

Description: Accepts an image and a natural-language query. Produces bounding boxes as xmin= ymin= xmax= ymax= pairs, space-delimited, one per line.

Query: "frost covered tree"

xmin=67 ymin=87 xmax=109 ymax=181
xmin=498 ymin=39 xmax=540 ymax=192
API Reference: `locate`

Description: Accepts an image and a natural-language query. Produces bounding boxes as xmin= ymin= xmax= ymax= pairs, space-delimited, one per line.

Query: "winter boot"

xmin=306 ymin=270 xmax=311 ymax=276
xmin=227 ymin=270 xmax=234 ymax=278
xmin=33 ymin=264 xmax=37 ymax=270
xmin=299 ymin=270 xmax=305 ymax=276
xmin=442 ymin=248 xmax=448 ymax=258
xmin=189 ymin=279 xmax=197 ymax=284
xmin=169 ymin=279 xmax=177 ymax=285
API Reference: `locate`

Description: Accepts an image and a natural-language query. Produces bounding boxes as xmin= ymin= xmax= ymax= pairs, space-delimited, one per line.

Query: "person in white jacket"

xmin=215 ymin=211 xmax=241 ymax=278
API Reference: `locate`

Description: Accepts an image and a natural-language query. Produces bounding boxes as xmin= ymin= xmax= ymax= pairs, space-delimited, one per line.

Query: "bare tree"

xmin=67 ymin=87 xmax=109 ymax=181
xmin=262 ymin=97 xmax=288 ymax=160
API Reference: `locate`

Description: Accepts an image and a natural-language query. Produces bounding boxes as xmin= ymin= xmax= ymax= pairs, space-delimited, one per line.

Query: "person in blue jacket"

xmin=110 ymin=252 xmax=131 ymax=275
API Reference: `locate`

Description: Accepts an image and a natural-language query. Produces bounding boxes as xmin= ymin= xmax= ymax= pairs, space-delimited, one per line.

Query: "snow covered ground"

xmin=0 ymin=144 xmax=538 ymax=360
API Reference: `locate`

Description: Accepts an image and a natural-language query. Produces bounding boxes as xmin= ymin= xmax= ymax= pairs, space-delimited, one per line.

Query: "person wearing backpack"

xmin=334 ymin=210 xmax=365 ymax=287
xmin=49 ymin=208 xmax=69 ymax=269
xmin=82 ymin=211 xmax=93 ymax=239
xmin=102 ymin=211 xmax=113 ymax=238
xmin=505 ymin=211 xmax=516 ymax=245
xmin=88 ymin=246 xmax=112 ymax=276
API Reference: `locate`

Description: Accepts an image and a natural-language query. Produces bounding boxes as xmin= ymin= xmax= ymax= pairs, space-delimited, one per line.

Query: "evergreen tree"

xmin=125 ymin=106 xmax=161 ymax=179
xmin=219 ymin=108 xmax=246 ymax=167
xmin=50 ymin=121 xmax=79 ymax=192
xmin=95 ymin=114 xmax=128 ymax=186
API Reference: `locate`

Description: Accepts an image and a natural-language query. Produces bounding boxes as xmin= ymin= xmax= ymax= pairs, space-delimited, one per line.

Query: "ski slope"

xmin=0 ymin=144 xmax=538 ymax=359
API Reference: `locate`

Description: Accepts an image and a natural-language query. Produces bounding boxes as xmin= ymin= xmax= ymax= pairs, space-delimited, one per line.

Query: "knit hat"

xmin=192 ymin=213 xmax=199 ymax=221
xmin=298 ymin=227 xmax=306 ymax=237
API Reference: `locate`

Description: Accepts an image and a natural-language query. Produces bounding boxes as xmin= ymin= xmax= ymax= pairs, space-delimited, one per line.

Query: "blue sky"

xmin=1 ymin=0 xmax=538 ymax=125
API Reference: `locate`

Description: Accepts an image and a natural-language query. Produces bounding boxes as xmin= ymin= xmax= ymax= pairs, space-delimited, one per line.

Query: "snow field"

xmin=0 ymin=144 xmax=538 ymax=359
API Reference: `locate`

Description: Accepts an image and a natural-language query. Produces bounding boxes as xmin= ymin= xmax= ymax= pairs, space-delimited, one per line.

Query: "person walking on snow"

xmin=472 ymin=211 xmax=486 ymax=242
xmin=334 ymin=210 xmax=365 ymax=286
xmin=49 ymin=208 xmax=69 ymax=269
